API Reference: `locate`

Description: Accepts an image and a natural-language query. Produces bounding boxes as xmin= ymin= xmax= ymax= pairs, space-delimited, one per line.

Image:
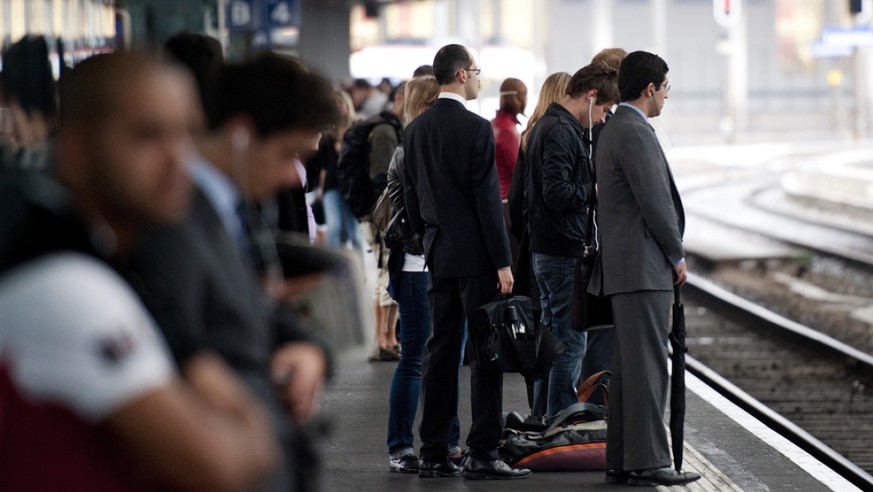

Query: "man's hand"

xmin=673 ymin=259 xmax=688 ymax=286
xmin=270 ymin=342 xmax=328 ymax=424
xmin=497 ymin=267 xmax=514 ymax=294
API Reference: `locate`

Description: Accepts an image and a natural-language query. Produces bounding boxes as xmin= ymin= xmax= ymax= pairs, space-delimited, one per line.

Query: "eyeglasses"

xmin=465 ymin=67 xmax=481 ymax=76
xmin=657 ymin=82 xmax=671 ymax=93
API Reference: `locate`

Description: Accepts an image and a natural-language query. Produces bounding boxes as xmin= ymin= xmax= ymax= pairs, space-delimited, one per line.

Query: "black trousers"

xmin=419 ymin=273 xmax=503 ymax=462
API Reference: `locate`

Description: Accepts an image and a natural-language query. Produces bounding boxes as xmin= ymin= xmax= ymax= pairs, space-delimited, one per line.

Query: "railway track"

xmin=682 ymin=272 xmax=873 ymax=490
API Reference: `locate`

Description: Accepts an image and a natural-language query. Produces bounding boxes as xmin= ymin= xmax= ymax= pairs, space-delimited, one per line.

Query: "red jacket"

xmin=491 ymin=109 xmax=521 ymax=199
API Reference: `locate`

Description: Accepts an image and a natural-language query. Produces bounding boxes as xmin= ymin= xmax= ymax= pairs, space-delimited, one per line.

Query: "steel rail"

xmin=685 ymin=273 xmax=873 ymax=490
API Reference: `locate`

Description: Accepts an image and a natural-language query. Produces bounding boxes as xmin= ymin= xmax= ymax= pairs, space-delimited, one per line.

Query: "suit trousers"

xmin=607 ymin=290 xmax=673 ymax=472
xmin=419 ymin=273 xmax=503 ymax=462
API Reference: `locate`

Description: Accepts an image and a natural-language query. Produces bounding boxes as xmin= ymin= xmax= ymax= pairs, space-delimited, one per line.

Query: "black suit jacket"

xmin=401 ymin=97 xmax=511 ymax=278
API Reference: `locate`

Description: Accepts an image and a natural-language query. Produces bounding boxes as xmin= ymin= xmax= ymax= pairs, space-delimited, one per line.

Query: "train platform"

xmin=315 ymin=347 xmax=859 ymax=491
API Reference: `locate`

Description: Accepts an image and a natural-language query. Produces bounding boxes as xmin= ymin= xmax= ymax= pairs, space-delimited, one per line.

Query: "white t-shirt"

xmin=0 ymin=252 xmax=174 ymax=422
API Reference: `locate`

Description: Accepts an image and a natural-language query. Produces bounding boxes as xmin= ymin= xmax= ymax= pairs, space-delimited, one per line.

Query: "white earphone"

xmin=232 ymin=127 xmax=250 ymax=153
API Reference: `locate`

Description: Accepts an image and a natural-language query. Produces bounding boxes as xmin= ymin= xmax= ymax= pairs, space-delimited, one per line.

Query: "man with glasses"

xmin=402 ymin=44 xmax=528 ymax=480
xmin=590 ymin=51 xmax=699 ymax=486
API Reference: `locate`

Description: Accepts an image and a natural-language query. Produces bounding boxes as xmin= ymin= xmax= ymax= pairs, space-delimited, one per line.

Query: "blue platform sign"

xmin=267 ymin=0 xmax=300 ymax=28
xmin=227 ymin=0 xmax=259 ymax=31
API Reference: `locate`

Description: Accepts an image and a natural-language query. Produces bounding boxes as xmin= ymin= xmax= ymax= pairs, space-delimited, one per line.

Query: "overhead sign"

xmin=227 ymin=0 xmax=258 ymax=31
xmin=821 ymin=26 xmax=873 ymax=48
xmin=713 ymin=0 xmax=742 ymax=28
xmin=267 ymin=0 xmax=300 ymax=28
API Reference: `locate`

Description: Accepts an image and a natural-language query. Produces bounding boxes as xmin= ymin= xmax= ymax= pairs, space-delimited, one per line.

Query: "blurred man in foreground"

xmin=0 ymin=52 xmax=279 ymax=491
xmin=128 ymin=52 xmax=339 ymax=491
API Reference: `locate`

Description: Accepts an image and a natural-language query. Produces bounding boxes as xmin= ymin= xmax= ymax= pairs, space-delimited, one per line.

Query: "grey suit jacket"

xmin=590 ymin=105 xmax=685 ymax=295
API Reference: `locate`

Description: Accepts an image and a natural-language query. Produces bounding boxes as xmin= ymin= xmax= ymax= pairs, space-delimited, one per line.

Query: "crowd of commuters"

xmin=0 ymin=28 xmax=699 ymax=488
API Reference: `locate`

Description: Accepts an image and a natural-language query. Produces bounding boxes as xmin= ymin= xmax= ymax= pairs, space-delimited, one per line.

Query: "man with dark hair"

xmin=591 ymin=50 xmax=700 ymax=487
xmin=0 ymin=51 xmax=279 ymax=490
xmin=402 ymin=43 xmax=527 ymax=480
xmin=128 ymin=52 xmax=340 ymax=491
xmin=523 ymin=62 xmax=618 ymax=419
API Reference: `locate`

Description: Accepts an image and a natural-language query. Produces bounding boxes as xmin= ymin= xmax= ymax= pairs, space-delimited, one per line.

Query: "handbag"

xmin=571 ymin=205 xmax=613 ymax=331
xmin=382 ymin=206 xmax=407 ymax=251
xmin=474 ymin=295 xmax=565 ymax=378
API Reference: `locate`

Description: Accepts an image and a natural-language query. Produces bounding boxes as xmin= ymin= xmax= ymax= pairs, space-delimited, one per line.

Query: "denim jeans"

xmin=322 ymin=188 xmax=363 ymax=250
xmin=386 ymin=270 xmax=461 ymax=457
xmin=532 ymin=253 xmax=588 ymax=419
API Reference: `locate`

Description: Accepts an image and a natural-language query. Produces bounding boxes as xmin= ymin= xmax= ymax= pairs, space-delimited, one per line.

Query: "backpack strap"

xmin=544 ymin=402 xmax=606 ymax=433
xmin=576 ymin=370 xmax=611 ymax=406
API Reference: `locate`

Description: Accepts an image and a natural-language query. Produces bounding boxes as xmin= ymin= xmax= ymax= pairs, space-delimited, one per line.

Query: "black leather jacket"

xmin=523 ymin=102 xmax=594 ymax=258
xmin=385 ymin=146 xmax=424 ymax=256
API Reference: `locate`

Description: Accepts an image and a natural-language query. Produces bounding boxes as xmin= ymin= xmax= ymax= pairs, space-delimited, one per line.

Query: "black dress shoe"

xmin=606 ymin=468 xmax=629 ymax=484
xmin=418 ymin=459 xmax=462 ymax=478
xmin=628 ymin=467 xmax=701 ymax=486
xmin=463 ymin=457 xmax=531 ymax=480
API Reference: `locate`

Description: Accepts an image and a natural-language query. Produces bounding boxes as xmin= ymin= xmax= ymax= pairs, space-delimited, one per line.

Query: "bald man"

xmin=491 ymin=77 xmax=527 ymax=199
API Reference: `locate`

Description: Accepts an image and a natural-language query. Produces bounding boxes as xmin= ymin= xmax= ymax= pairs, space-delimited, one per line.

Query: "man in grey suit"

xmin=592 ymin=51 xmax=700 ymax=487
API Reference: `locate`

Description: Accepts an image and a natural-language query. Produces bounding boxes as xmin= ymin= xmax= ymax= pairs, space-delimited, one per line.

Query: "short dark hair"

xmin=206 ymin=52 xmax=339 ymax=137
xmin=412 ymin=64 xmax=433 ymax=77
xmin=618 ymin=51 xmax=669 ymax=102
xmin=162 ymin=31 xmax=224 ymax=109
xmin=59 ymin=52 xmax=174 ymax=127
xmin=1 ymin=35 xmax=56 ymax=118
xmin=565 ymin=61 xmax=619 ymax=105
xmin=432 ymin=44 xmax=472 ymax=85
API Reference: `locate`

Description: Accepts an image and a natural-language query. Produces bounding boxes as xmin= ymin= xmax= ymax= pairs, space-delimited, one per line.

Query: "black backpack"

xmin=336 ymin=111 xmax=402 ymax=218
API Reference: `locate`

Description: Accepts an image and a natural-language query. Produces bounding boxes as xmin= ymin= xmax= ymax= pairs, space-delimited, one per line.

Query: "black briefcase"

xmin=474 ymin=295 xmax=565 ymax=377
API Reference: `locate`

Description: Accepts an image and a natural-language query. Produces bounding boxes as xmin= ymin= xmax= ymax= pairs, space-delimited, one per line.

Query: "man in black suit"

xmin=128 ymin=53 xmax=339 ymax=491
xmin=402 ymin=44 xmax=529 ymax=480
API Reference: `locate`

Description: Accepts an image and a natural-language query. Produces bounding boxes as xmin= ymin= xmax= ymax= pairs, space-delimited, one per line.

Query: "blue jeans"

xmin=387 ymin=270 xmax=461 ymax=457
xmin=322 ymin=188 xmax=363 ymax=250
xmin=532 ymin=253 xmax=588 ymax=419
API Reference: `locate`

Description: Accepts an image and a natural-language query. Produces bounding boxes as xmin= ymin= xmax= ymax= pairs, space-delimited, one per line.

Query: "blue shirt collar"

xmin=619 ymin=102 xmax=649 ymax=122
xmin=188 ymin=156 xmax=242 ymax=237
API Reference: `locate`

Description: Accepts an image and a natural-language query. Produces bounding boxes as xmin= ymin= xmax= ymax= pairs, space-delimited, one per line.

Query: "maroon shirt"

xmin=491 ymin=109 xmax=521 ymax=199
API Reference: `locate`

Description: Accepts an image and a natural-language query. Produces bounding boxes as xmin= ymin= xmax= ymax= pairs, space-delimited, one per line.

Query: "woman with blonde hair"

xmin=382 ymin=75 xmax=464 ymax=473
xmin=509 ymin=72 xmax=571 ymax=242
xmin=519 ymin=72 xmax=572 ymax=154
xmin=506 ymin=72 xmax=572 ymax=329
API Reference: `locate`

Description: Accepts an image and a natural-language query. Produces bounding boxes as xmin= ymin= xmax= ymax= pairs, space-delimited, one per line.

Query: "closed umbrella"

xmin=668 ymin=284 xmax=687 ymax=472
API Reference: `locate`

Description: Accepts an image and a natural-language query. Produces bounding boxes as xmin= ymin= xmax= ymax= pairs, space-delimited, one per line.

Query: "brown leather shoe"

xmin=628 ymin=467 xmax=701 ymax=486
